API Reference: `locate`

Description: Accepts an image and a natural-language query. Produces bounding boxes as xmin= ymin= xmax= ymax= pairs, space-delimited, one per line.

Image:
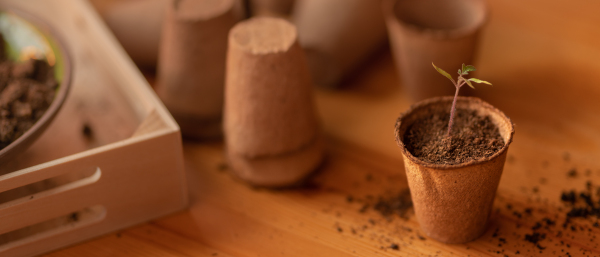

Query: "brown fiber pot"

xmin=383 ymin=0 xmax=487 ymax=101
xmin=394 ymin=96 xmax=514 ymax=243
xmin=224 ymin=17 xmax=324 ymax=187
xmin=156 ymin=0 xmax=239 ymax=139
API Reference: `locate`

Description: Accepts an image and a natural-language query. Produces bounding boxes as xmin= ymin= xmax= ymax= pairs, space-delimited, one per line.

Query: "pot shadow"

xmin=275 ymin=137 xmax=409 ymax=198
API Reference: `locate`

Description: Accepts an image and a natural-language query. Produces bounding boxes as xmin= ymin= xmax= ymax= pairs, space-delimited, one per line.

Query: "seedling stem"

xmin=432 ymin=63 xmax=492 ymax=137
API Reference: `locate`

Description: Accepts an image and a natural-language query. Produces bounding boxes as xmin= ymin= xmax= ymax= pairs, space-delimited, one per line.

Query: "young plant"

xmin=432 ymin=63 xmax=492 ymax=136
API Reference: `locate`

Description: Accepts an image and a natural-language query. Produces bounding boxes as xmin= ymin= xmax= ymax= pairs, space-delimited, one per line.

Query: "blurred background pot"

xmin=293 ymin=0 xmax=387 ymax=88
xmin=384 ymin=0 xmax=487 ymax=101
xmin=90 ymin=0 xmax=246 ymax=69
xmin=155 ymin=0 xmax=240 ymax=139
xmin=394 ymin=96 xmax=513 ymax=243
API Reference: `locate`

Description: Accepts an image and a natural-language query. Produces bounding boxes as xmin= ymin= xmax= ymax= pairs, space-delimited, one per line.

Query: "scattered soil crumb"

xmin=567 ymin=168 xmax=578 ymax=178
xmin=524 ymin=232 xmax=545 ymax=244
xmin=69 ymin=212 xmax=79 ymax=222
xmin=372 ymin=189 xmax=412 ymax=219
xmin=82 ymin=123 xmax=93 ymax=138
xmin=563 ymin=152 xmax=570 ymax=162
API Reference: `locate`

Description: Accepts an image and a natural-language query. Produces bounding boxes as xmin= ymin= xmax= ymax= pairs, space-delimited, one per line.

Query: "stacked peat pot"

xmin=224 ymin=17 xmax=324 ymax=187
xmin=384 ymin=0 xmax=488 ymax=101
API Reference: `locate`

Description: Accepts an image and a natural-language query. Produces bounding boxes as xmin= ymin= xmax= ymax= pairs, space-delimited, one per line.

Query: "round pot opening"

xmin=396 ymin=96 xmax=513 ymax=169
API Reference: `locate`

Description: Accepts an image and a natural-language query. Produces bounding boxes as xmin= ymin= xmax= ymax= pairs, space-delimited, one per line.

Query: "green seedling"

xmin=432 ymin=63 xmax=492 ymax=136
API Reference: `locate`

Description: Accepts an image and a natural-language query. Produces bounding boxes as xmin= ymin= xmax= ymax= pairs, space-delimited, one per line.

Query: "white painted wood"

xmin=0 ymin=1 xmax=188 ymax=256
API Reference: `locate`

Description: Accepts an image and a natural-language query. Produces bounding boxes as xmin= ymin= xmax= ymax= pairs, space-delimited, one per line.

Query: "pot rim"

xmin=383 ymin=0 xmax=489 ymax=40
xmin=394 ymin=96 xmax=514 ymax=170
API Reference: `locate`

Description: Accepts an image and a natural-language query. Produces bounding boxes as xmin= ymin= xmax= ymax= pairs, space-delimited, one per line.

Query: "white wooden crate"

xmin=0 ymin=0 xmax=188 ymax=256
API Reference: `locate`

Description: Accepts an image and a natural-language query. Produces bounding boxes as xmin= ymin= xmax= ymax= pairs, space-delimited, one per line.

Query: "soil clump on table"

xmin=0 ymin=41 xmax=57 ymax=149
xmin=403 ymin=108 xmax=504 ymax=165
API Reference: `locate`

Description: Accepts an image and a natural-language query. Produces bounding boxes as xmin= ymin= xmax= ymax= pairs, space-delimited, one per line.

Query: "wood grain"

xmin=43 ymin=0 xmax=600 ymax=256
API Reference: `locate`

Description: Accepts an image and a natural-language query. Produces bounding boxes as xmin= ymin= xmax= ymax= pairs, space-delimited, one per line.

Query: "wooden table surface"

xmin=44 ymin=0 xmax=600 ymax=256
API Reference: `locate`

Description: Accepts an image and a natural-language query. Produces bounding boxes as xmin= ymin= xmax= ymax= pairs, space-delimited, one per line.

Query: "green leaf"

xmin=432 ymin=63 xmax=455 ymax=84
xmin=460 ymin=64 xmax=476 ymax=75
xmin=464 ymin=65 xmax=476 ymax=73
xmin=465 ymin=79 xmax=475 ymax=89
xmin=458 ymin=69 xmax=462 ymax=75
xmin=469 ymin=78 xmax=492 ymax=85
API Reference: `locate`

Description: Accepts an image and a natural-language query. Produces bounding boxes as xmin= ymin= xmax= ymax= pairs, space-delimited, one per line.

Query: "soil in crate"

xmin=403 ymin=108 xmax=504 ymax=165
xmin=0 ymin=47 xmax=57 ymax=149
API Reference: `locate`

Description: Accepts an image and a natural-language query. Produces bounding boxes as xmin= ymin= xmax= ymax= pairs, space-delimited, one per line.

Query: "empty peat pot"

xmin=383 ymin=0 xmax=487 ymax=101
xmin=394 ymin=96 xmax=514 ymax=243
xmin=224 ymin=17 xmax=324 ymax=187
xmin=156 ymin=0 xmax=239 ymax=139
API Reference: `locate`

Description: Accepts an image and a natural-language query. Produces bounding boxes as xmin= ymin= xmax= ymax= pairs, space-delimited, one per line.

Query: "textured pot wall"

xmin=395 ymin=97 xmax=514 ymax=243
xmin=384 ymin=0 xmax=487 ymax=101
xmin=224 ymin=17 xmax=324 ymax=187
xmin=402 ymin=149 xmax=506 ymax=243
xmin=156 ymin=0 xmax=239 ymax=139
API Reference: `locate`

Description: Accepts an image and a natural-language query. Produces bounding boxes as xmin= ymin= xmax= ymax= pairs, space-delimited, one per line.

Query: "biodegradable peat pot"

xmin=292 ymin=0 xmax=387 ymax=88
xmin=394 ymin=96 xmax=514 ymax=243
xmin=156 ymin=0 xmax=239 ymax=139
xmin=224 ymin=17 xmax=324 ymax=187
xmin=384 ymin=0 xmax=487 ymax=101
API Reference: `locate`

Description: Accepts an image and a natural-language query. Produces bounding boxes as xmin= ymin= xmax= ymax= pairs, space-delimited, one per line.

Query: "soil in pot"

xmin=403 ymin=107 xmax=504 ymax=165
xmin=0 ymin=35 xmax=57 ymax=149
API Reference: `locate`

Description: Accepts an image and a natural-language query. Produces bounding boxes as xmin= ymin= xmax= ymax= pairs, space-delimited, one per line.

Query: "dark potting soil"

xmin=0 ymin=48 xmax=57 ymax=149
xmin=403 ymin=108 xmax=504 ymax=165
